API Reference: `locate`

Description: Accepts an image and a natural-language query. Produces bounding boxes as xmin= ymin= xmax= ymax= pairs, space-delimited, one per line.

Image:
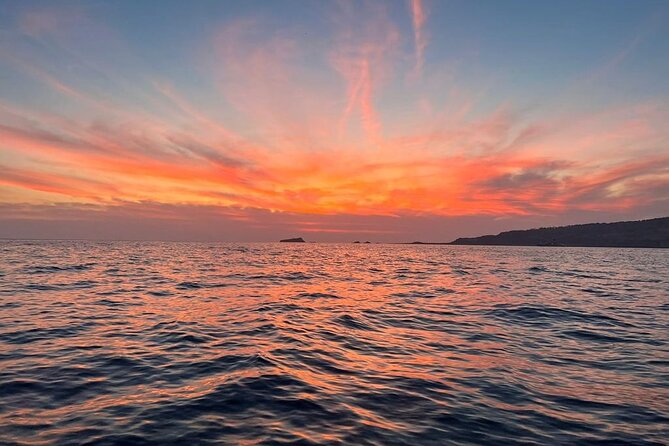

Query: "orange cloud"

xmin=1 ymin=97 xmax=667 ymax=218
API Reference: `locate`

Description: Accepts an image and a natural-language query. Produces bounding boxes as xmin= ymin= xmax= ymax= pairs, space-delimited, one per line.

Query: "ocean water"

xmin=0 ymin=241 xmax=667 ymax=446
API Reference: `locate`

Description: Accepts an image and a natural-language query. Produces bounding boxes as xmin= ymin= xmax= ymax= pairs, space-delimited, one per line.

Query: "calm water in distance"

xmin=0 ymin=241 xmax=668 ymax=445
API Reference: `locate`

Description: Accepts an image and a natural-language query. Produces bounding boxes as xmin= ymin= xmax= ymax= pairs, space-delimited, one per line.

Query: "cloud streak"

xmin=410 ymin=0 xmax=428 ymax=77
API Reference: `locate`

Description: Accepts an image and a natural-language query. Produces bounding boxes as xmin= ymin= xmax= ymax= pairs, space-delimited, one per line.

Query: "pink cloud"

xmin=409 ymin=0 xmax=428 ymax=77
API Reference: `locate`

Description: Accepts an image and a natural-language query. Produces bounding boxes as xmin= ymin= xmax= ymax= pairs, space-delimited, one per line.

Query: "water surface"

xmin=0 ymin=241 xmax=667 ymax=445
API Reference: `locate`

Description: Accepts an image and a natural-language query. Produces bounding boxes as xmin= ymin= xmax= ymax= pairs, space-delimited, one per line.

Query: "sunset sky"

xmin=1 ymin=0 xmax=668 ymax=241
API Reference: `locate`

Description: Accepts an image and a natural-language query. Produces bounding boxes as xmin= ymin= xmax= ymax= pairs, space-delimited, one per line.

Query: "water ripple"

xmin=0 ymin=241 xmax=667 ymax=445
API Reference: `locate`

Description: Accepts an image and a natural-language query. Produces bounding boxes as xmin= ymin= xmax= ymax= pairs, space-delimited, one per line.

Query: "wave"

xmin=0 ymin=241 xmax=666 ymax=445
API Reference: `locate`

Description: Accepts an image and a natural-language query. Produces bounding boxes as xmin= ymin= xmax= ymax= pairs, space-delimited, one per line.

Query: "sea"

xmin=0 ymin=241 xmax=667 ymax=445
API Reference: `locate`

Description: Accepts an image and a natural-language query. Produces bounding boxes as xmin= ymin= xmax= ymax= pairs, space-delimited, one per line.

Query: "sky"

xmin=0 ymin=0 xmax=668 ymax=242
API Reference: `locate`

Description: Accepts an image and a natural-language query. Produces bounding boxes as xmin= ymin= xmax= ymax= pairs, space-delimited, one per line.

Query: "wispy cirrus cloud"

xmin=330 ymin=1 xmax=400 ymax=143
xmin=409 ymin=0 xmax=428 ymax=77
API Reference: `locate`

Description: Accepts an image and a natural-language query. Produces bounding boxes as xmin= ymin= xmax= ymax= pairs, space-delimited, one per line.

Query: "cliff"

xmin=449 ymin=217 xmax=669 ymax=248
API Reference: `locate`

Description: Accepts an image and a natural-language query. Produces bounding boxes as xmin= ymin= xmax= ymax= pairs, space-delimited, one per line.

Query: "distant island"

xmin=447 ymin=216 xmax=669 ymax=248
xmin=280 ymin=237 xmax=305 ymax=243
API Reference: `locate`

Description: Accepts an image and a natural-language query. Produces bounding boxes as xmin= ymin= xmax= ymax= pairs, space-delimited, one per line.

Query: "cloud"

xmin=1 ymin=93 xmax=667 ymax=220
xmin=330 ymin=1 xmax=400 ymax=143
xmin=2 ymin=201 xmax=666 ymax=242
xmin=409 ymin=0 xmax=428 ymax=77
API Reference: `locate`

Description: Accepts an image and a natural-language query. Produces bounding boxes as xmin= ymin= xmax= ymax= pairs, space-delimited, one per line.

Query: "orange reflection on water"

xmin=1 ymin=242 xmax=668 ymax=444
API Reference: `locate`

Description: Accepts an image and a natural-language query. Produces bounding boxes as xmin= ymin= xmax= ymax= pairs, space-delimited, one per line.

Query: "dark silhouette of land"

xmin=446 ymin=217 xmax=669 ymax=248
xmin=280 ymin=237 xmax=305 ymax=243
